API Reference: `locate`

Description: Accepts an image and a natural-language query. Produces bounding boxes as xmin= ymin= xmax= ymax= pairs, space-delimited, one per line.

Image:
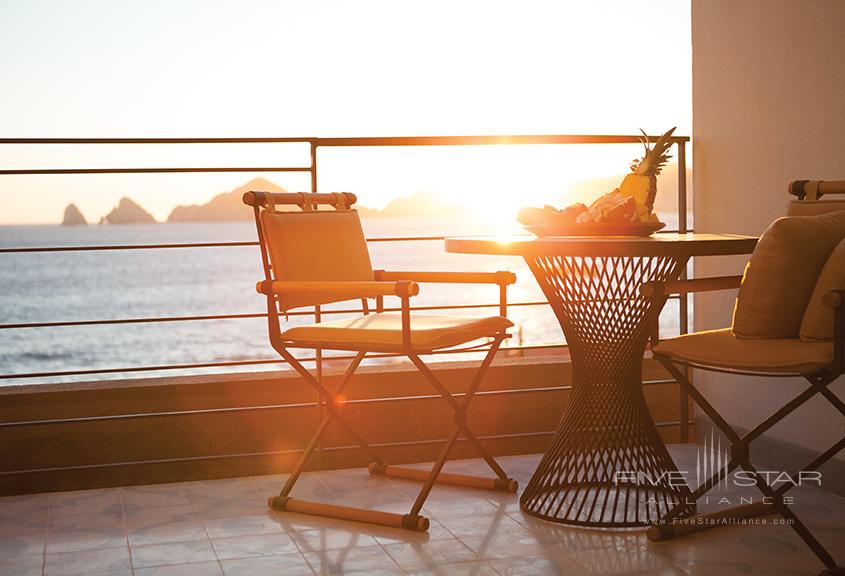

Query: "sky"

xmin=0 ymin=0 xmax=691 ymax=225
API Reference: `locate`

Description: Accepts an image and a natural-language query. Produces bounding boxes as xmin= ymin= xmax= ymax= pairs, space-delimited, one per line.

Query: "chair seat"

xmin=282 ymin=313 xmax=513 ymax=351
xmin=653 ymin=328 xmax=833 ymax=374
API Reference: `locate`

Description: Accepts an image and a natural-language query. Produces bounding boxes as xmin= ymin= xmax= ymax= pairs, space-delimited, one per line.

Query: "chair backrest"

xmin=787 ymin=180 xmax=845 ymax=216
xmin=244 ymin=191 xmax=374 ymax=311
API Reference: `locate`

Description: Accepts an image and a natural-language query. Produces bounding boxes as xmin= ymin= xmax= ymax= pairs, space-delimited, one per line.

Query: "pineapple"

xmin=618 ymin=127 xmax=676 ymax=222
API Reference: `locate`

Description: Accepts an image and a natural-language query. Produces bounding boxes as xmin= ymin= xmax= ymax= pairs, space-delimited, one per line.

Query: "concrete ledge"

xmin=0 ymin=353 xmax=686 ymax=494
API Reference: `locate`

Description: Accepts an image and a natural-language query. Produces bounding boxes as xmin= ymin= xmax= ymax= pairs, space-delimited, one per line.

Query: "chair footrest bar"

xmin=647 ymin=502 xmax=776 ymax=541
xmin=268 ymin=495 xmax=429 ymax=531
xmin=369 ymin=463 xmax=518 ymax=492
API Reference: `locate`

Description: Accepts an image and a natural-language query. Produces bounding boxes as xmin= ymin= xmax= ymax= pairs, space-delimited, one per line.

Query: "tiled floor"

xmin=0 ymin=445 xmax=842 ymax=575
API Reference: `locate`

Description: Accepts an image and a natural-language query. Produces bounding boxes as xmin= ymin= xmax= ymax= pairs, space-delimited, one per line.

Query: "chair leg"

xmin=743 ymin=459 xmax=839 ymax=572
xmin=371 ymin=338 xmax=517 ymax=493
xmin=652 ymin=357 xmax=844 ymax=573
xmin=266 ymin=340 xmax=516 ymax=532
xmin=271 ymin=352 xmax=376 ymax=497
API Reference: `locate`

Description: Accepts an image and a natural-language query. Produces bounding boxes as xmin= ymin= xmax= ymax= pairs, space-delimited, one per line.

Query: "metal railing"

xmin=0 ymin=134 xmax=692 ymax=476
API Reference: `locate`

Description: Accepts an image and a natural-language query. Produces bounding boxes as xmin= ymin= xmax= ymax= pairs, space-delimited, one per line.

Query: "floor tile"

xmin=121 ymin=483 xmax=193 ymax=509
xmin=220 ymin=552 xmax=316 ymax=575
xmin=49 ymin=488 xmax=122 ymax=520
xmin=203 ymin=514 xmax=285 ymax=539
xmin=134 ymin=561 xmax=223 ymax=576
xmin=407 ymin=559 xmax=500 ymax=576
xmin=0 ymin=494 xmax=49 ymax=516
xmin=289 ymin=526 xmax=381 ymax=553
xmin=487 ymin=556 xmax=588 ymax=576
xmin=0 ymin=508 xmax=47 ymax=537
xmin=212 ymin=532 xmax=299 ymax=560
xmin=382 ymin=536 xmax=479 ymax=569
xmin=302 ymin=543 xmax=402 ymax=575
xmin=0 ymin=553 xmax=43 ymax=576
xmin=0 ymin=533 xmax=45 ymax=559
xmin=123 ymin=504 xmax=198 ymax=526
xmin=46 ymin=523 xmax=126 ymax=554
xmin=128 ymin=518 xmax=208 ymax=546
xmin=130 ymin=538 xmax=216 ymax=569
xmin=44 ymin=546 xmax=131 ymax=575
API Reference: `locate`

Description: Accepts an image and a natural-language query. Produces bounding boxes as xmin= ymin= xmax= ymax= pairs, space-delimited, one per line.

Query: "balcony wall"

xmin=0 ymin=353 xmax=687 ymax=495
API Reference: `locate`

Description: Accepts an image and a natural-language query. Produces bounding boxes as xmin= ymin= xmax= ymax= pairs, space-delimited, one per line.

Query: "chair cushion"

xmin=654 ymin=328 xmax=833 ymax=374
xmin=732 ymin=211 xmax=845 ymax=339
xmin=260 ymin=209 xmax=374 ymax=311
xmin=281 ymin=313 xmax=512 ymax=352
xmin=801 ymin=239 xmax=845 ymax=341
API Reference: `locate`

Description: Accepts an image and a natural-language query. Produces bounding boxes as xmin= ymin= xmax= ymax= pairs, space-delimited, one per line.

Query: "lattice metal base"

xmin=520 ymin=255 xmax=695 ymax=527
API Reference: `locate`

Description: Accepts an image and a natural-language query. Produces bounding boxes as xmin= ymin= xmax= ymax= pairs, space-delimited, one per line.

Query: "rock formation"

xmin=61 ymin=203 xmax=87 ymax=226
xmin=100 ymin=197 xmax=156 ymax=224
xmin=359 ymin=190 xmax=471 ymax=219
xmin=167 ymin=178 xmax=288 ymax=222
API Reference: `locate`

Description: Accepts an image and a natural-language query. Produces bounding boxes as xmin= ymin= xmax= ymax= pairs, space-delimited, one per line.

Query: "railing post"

xmin=677 ymin=139 xmax=690 ymax=442
xmin=310 ymin=140 xmax=318 ymax=193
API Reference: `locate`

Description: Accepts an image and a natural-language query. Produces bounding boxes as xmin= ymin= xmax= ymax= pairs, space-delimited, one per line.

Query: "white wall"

xmin=691 ymin=0 xmax=845 ymax=459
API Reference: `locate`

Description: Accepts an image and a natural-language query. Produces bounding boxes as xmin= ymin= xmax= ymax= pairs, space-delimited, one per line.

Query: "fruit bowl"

xmin=524 ymin=221 xmax=666 ymax=237
xmin=517 ymin=127 xmax=676 ymax=238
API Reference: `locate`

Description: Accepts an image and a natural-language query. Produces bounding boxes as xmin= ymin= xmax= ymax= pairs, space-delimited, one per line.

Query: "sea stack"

xmin=100 ymin=197 xmax=156 ymax=224
xmin=61 ymin=203 xmax=87 ymax=226
xmin=167 ymin=178 xmax=287 ymax=222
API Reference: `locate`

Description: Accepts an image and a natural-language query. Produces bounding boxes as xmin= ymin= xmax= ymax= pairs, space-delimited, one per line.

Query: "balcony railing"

xmin=0 ymin=134 xmax=692 ymax=489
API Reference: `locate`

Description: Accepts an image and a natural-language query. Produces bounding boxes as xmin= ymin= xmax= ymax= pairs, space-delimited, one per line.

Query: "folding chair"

xmin=243 ymin=190 xmax=519 ymax=532
xmin=641 ymin=180 xmax=845 ymax=575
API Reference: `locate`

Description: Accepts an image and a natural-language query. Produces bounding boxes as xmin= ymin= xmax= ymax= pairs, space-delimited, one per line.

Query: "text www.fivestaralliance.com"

xmin=654 ymin=517 xmax=795 ymax=527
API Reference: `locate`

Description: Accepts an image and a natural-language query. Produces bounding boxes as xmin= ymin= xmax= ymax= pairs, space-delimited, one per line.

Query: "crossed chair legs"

xmin=650 ymin=358 xmax=845 ymax=575
xmin=267 ymin=336 xmax=518 ymax=532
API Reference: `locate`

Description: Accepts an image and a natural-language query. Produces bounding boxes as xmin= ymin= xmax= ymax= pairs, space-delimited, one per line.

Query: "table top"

xmin=445 ymin=233 xmax=758 ymax=258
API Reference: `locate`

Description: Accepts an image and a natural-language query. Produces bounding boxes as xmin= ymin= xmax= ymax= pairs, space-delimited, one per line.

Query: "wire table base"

xmin=519 ymin=254 xmax=695 ymax=527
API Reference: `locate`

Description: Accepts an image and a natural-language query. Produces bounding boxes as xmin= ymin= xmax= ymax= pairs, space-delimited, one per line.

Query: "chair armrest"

xmin=640 ymin=275 xmax=743 ymax=298
xmin=256 ymin=280 xmax=419 ymax=298
xmin=376 ymin=270 xmax=515 ymax=318
xmin=822 ymin=289 xmax=845 ymax=310
xmin=374 ymin=270 xmax=516 ymax=285
xmin=824 ymin=289 xmax=845 ymax=374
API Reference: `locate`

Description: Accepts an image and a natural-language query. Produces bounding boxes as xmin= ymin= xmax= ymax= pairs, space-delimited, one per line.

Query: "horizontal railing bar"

xmin=0 ymin=342 xmax=569 ymax=380
xmin=0 ymin=421 xmax=690 ymax=477
xmin=0 ymin=134 xmax=689 ymax=146
xmin=0 ymin=231 xmax=694 ymax=254
xmin=314 ymin=135 xmax=691 ymax=146
xmin=0 ymin=300 xmax=550 ymax=330
xmin=0 ymin=379 xmax=678 ymax=429
xmin=0 ymin=167 xmax=311 ymax=175
xmin=0 ymin=241 xmax=259 ymax=253
xmin=0 ymin=137 xmax=316 ymax=144
xmin=0 ymin=292 xmax=684 ymax=330
xmin=0 ymin=236 xmax=447 ymax=253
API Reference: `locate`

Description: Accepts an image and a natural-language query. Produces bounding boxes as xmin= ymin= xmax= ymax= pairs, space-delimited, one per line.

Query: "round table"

xmin=445 ymin=233 xmax=757 ymax=527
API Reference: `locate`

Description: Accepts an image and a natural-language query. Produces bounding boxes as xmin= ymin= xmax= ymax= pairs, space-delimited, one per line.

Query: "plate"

xmin=524 ymin=221 xmax=666 ymax=237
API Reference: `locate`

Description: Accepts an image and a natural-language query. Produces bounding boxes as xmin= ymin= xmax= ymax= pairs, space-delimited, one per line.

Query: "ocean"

xmin=0 ymin=217 xmax=682 ymax=386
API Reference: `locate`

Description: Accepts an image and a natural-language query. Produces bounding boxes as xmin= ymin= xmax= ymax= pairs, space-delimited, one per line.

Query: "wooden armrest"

xmin=640 ymin=275 xmax=743 ymax=297
xmin=789 ymin=180 xmax=845 ymax=200
xmin=243 ymin=191 xmax=357 ymax=208
xmin=257 ymin=280 xmax=419 ymax=298
xmin=375 ymin=270 xmax=516 ymax=285
xmin=823 ymin=289 xmax=845 ymax=309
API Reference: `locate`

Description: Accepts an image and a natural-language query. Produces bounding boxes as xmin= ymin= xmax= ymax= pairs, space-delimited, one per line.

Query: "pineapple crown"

xmin=630 ymin=127 xmax=676 ymax=176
